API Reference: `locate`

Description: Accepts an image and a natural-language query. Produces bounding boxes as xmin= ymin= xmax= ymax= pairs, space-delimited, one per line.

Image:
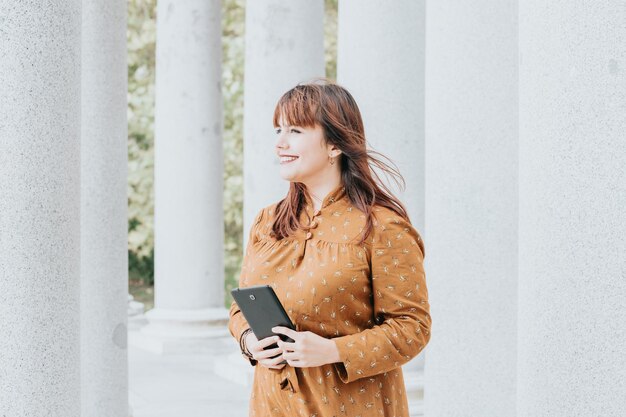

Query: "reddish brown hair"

xmin=271 ymin=78 xmax=410 ymax=246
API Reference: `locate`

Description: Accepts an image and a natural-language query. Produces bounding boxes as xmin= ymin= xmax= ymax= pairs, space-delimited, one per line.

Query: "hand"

xmin=245 ymin=332 xmax=286 ymax=370
xmin=272 ymin=326 xmax=341 ymax=368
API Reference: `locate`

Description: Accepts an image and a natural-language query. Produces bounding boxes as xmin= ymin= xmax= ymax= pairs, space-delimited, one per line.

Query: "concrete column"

xmin=423 ymin=1 xmax=518 ymax=416
xmin=0 ymin=2 xmax=82 ymax=416
xmin=337 ymin=0 xmax=425 ymax=222
xmin=80 ymin=0 xmax=128 ymax=416
xmin=336 ymin=1 xmax=425 ymax=414
xmin=135 ymin=0 xmax=227 ymax=354
xmin=215 ymin=0 xmax=326 ymax=384
xmin=243 ymin=0 xmax=325 ymax=245
xmin=518 ymin=3 xmax=626 ymax=415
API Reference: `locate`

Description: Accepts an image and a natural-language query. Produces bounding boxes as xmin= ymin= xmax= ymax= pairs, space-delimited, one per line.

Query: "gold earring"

xmin=329 ymin=154 xmax=335 ymax=165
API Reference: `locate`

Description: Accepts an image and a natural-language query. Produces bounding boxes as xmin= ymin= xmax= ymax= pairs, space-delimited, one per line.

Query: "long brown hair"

xmin=271 ymin=78 xmax=410 ymax=246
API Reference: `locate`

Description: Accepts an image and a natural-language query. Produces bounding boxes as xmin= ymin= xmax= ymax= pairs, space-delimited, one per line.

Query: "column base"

xmin=128 ymin=294 xmax=148 ymax=331
xmin=128 ymin=294 xmax=145 ymax=316
xmin=129 ymin=307 xmax=231 ymax=355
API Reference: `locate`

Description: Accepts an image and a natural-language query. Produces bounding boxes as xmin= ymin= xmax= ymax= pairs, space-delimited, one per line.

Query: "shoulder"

xmin=370 ymin=205 xmax=410 ymax=231
xmin=252 ymin=200 xmax=283 ymax=220
xmin=251 ymin=202 xmax=278 ymax=223
xmin=371 ymin=205 xmax=425 ymax=258
xmin=249 ymin=202 xmax=280 ymax=241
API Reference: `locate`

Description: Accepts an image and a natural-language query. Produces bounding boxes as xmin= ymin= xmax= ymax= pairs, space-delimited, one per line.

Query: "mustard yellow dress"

xmin=228 ymin=184 xmax=431 ymax=417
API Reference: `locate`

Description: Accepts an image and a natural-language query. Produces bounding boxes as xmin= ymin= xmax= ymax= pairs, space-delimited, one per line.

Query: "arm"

xmin=228 ymin=207 xmax=266 ymax=365
xmin=228 ymin=304 xmax=257 ymax=366
xmin=332 ymin=214 xmax=431 ymax=383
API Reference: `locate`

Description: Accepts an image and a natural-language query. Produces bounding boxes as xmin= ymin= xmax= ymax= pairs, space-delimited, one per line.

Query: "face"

xmin=274 ymin=117 xmax=339 ymax=185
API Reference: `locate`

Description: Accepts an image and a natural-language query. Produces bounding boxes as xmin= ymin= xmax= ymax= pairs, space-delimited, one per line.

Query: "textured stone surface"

xmin=154 ymin=0 xmax=224 ymax=309
xmin=337 ymin=3 xmax=427 ymax=415
xmin=137 ymin=0 xmax=228 ymax=352
xmin=338 ymin=0 xmax=425 ymax=227
xmin=423 ymin=1 xmax=519 ymax=416
xmin=242 ymin=0 xmax=325 ymax=246
xmin=80 ymin=0 xmax=129 ymax=416
xmin=0 ymin=1 xmax=82 ymax=415
xmin=518 ymin=2 xmax=626 ymax=415
xmin=152 ymin=0 xmax=225 ymax=312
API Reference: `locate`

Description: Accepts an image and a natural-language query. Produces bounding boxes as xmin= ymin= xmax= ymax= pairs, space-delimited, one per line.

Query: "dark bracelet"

xmin=241 ymin=329 xmax=254 ymax=358
xmin=239 ymin=328 xmax=254 ymax=359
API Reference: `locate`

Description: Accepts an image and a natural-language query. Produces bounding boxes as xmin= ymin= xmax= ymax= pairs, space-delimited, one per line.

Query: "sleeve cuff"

xmin=332 ymin=336 xmax=357 ymax=383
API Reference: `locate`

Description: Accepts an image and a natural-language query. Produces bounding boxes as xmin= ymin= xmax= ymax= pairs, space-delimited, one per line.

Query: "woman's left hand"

xmin=272 ymin=326 xmax=341 ymax=368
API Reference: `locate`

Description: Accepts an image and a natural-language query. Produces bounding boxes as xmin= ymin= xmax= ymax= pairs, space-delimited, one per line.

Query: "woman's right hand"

xmin=245 ymin=332 xmax=286 ymax=370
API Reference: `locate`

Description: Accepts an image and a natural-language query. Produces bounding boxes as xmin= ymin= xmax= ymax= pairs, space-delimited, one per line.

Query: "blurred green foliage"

xmin=127 ymin=0 xmax=338 ymax=306
xmin=222 ymin=0 xmax=247 ymax=304
xmin=127 ymin=0 xmax=156 ymax=285
xmin=325 ymin=0 xmax=338 ymax=80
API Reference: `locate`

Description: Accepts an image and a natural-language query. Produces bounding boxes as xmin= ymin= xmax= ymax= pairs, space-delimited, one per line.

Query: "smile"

xmin=280 ymin=156 xmax=299 ymax=164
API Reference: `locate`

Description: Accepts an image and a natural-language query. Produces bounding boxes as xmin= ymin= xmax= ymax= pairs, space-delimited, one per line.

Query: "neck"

xmin=304 ymin=177 xmax=342 ymax=210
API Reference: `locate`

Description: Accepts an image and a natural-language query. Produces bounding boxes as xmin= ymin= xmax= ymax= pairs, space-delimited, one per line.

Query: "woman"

xmin=228 ymin=78 xmax=431 ymax=417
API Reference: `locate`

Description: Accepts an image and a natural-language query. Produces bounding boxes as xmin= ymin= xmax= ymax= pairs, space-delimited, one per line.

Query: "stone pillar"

xmin=80 ymin=0 xmax=129 ymax=416
xmin=336 ymin=1 xmax=426 ymax=414
xmin=0 ymin=2 xmax=82 ymax=416
xmin=337 ymin=0 xmax=425 ymax=220
xmin=423 ymin=1 xmax=518 ymax=416
xmin=135 ymin=0 xmax=227 ymax=354
xmin=215 ymin=0 xmax=326 ymax=384
xmin=243 ymin=0 xmax=325 ymax=245
xmin=518 ymin=3 xmax=626 ymax=415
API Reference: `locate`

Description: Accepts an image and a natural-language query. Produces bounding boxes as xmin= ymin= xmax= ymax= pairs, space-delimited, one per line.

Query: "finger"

xmin=270 ymin=355 xmax=286 ymax=367
xmin=286 ymin=358 xmax=301 ymax=367
xmin=277 ymin=340 xmax=296 ymax=352
xmin=272 ymin=326 xmax=298 ymax=340
xmin=260 ymin=360 xmax=282 ymax=370
xmin=267 ymin=362 xmax=286 ymax=370
xmin=254 ymin=347 xmax=282 ymax=360
xmin=256 ymin=335 xmax=280 ymax=350
xmin=281 ymin=350 xmax=299 ymax=361
xmin=262 ymin=353 xmax=285 ymax=367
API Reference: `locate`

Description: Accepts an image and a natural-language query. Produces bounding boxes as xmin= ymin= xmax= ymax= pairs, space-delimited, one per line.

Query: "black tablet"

xmin=231 ymin=285 xmax=296 ymax=347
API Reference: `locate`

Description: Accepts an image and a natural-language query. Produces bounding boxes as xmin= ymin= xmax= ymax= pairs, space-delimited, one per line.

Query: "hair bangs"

xmin=272 ymin=86 xmax=320 ymax=129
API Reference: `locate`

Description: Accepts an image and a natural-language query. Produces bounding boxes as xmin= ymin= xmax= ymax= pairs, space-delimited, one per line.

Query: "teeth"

xmin=280 ymin=156 xmax=298 ymax=163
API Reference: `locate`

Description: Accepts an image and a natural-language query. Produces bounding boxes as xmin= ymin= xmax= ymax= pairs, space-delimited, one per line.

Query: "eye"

xmin=275 ymin=127 xmax=301 ymax=134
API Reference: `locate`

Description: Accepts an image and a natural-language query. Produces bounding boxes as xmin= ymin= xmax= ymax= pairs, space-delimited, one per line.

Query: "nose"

xmin=275 ymin=130 xmax=288 ymax=151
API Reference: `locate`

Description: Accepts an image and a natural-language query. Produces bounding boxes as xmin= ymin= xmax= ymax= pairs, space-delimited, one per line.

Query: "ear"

xmin=328 ymin=145 xmax=342 ymax=158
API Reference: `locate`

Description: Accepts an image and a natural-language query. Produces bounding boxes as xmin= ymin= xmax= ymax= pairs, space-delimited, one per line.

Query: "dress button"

xmin=305 ymin=232 xmax=312 ymax=239
xmin=309 ymin=220 xmax=317 ymax=228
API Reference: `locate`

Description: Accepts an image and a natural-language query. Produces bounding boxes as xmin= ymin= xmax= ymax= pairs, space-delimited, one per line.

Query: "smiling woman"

xmin=228 ymin=78 xmax=431 ymax=417
xmin=274 ymin=119 xmax=341 ymax=199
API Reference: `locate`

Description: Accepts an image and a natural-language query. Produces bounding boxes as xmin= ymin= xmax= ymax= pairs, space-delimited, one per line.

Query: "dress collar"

xmin=303 ymin=183 xmax=347 ymax=215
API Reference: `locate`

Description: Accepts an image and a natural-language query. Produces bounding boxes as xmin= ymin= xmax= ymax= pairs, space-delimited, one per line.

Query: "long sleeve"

xmin=228 ymin=207 xmax=266 ymax=365
xmin=332 ymin=213 xmax=431 ymax=383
